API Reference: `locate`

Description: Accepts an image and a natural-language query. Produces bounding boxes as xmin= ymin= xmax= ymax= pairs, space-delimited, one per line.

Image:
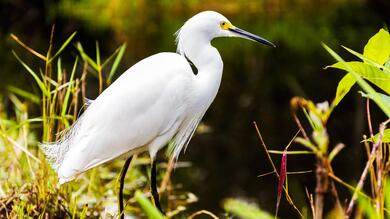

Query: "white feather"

xmin=39 ymin=11 xmax=242 ymax=183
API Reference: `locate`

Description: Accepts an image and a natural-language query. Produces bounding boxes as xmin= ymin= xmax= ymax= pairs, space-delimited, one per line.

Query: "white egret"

xmin=41 ymin=10 xmax=275 ymax=216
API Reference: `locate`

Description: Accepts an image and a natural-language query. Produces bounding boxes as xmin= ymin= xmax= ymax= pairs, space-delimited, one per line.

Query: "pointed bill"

xmin=229 ymin=27 xmax=276 ymax=47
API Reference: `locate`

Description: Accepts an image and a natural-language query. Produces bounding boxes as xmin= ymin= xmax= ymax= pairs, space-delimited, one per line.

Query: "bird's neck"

xmin=181 ymin=39 xmax=224 ymax=109
xmin=185 ymin=41 xmax=221 ymax=69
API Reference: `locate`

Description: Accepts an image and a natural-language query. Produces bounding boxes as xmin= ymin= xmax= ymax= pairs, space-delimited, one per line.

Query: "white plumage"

xmin=41 ymin=11 xmax=274 ymax=184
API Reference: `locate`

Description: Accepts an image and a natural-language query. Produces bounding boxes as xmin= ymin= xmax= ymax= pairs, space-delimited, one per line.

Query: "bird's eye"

xmin=220 ymin=21 xmax=229 ymax=30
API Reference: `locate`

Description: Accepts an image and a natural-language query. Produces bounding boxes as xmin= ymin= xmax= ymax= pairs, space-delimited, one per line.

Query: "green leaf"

xmin=48 ymin=31 xmax=77 ymax=63
xmin=323 ymin=43 xmax=390 ymax=118
xmin=61 ymin=56 xmax=78 ymax=127
xmin=332 ymin=73 xmax=356 ymax=107
xmin=363 ymin=29 xmax=390 ymax=65
xmin=108 ymin=43 xmax=126 ymax=84
xmin=101 ymin=44 xmax=124 ymax=68
xmin=343 ymin=46 xmax=390 ymax=75
xmin=12 ymin=51 xmax=48 ymax=96
xmin=361 ymin=92 xmax=390 ymax=109
xmin=331 ymin=61 xmax=390 ymax=94
xmin=223 ymin=198 xmax=274 ymax=219
xmin=134 ymin=190 xmax=164 ymax=219
xmin=76 ymin=42 xmax=98 ymax=71
xmin=385 ymin=58 xmax=390 ymax=69
xmin=366 ymin=129 xmax=390 ymax=143
xmin=7 ymin=85 xmax=40 ymax=104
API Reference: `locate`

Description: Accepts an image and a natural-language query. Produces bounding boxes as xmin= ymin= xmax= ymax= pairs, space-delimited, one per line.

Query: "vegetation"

xmin=1 ymin=1 xmax=389 ymax=218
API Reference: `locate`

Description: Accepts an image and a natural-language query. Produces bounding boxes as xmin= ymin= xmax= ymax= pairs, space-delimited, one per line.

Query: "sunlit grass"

xmin=1 ymin=27 xmax=200 ymax=218
xmin=1 ymin=24 xmax=390 ymax=219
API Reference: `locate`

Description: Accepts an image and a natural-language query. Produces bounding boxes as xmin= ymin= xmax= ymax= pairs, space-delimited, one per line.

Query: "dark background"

xmin=1 ymin=0 xmax=389 ymax=217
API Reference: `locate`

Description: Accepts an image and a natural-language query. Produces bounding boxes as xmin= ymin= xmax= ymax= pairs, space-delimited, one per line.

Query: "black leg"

xmin=151 ymin=160 xmax=164 ymax=214
xmin=118 ymin=156 xmax=133 ymax=219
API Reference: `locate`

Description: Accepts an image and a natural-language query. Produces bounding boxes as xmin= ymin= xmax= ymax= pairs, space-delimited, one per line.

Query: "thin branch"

xmin=346 ymin=119 xmax=389 ymax=217
xmin=188 ymin=210 xmax=219 ymax=219
xmin=254 ymin=121 xmax=278 ymax=176
xmin=10 ymin=34 xmax=47 ymax=61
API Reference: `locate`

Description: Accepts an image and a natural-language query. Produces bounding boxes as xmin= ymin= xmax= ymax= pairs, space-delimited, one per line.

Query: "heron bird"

xmin=41 ymin=10 xmax=275 ymax=217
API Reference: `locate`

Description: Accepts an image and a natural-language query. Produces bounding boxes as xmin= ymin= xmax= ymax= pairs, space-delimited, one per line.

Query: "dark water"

xmin=1 ymin=0 xmax=389 ymax=217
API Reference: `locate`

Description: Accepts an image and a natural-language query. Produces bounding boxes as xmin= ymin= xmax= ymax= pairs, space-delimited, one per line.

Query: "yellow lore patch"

xmin=220 ymin=21 xmax=234 ymax=30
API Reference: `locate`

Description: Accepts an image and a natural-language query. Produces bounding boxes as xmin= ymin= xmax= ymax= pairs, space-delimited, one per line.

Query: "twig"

xmin=159 ymin=157 xmax=175 ymax=192
xmin=314 ymin=158 xmax=326 ymax=219
xmin=254 ymin=122 xmax=304 ymax=218
xmin=305 ymin=187 xmax=315 ymax=218
xmin=10 ymin=34 xmax=46 ymax=61
xmin=254 ymin=122 xmax=278 ymax=175
xmin=366 ymin=99 xmax=374 ymax=139
xmin=327 ymin=164 xmax=344 ymax=215
xmin=292 ymin=113 xmax=310 ymax=141
xmin=345 ymin=118 xmax=390 ymax=217
xmin=188 ymin=210 xmax=219 ymax=219
xmin=0 ymin=132 xmax=40 ymax=163
xmin=328 ymin=172 xmax=370 ymax=198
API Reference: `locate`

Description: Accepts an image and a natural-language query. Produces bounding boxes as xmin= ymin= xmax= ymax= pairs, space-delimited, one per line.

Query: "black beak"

xmin=229 ymin=27 xmax=276 ymax=48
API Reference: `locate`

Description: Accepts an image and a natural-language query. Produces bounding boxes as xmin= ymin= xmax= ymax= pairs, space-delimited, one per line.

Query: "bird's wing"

xmin=56 ymin=52 xmax=195 ymax=181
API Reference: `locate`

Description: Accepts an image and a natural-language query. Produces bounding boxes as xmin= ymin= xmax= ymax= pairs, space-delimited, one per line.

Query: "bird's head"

xmin=176 ymin=11 xmax=275 ymax=54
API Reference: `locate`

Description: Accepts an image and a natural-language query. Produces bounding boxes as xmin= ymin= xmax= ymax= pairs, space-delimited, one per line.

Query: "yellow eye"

xmin=220 ymin=21 xmax=229 ymax=30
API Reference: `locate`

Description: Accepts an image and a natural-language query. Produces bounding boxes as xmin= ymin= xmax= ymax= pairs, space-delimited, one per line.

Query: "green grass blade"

xmin=96 ymin=41 xmax=101 ymax=68
xmin=323 ymin=43 xmax=390 ymax=118
xmin=76 ymin=42 xmax=98 ymax=71
xmin=101 ymin=44 xmax=122 ymax=68
xmin=223 ymin=198 xmax=274 ymax=219
xmin=134 ymin=190 xmax=164 ymax=219
xmin=108 ymin=43 xmax=126 ymax=84
xmin=57 ymin=57 xmax=63 ymax=81
xmin=12 ymin=51 xmax=48 ymax=96
xmin=61 ymin=56 xmax=78 ymax=127
xmin=7 ymin=85 xmax=40 ymax=104
xmin=302 ymin=108 xmax=316 ymax=130
xmin=1 ymin=117 xmax=43 ymax=131
xmin=48 ymin=31 xmax=77 ymax=63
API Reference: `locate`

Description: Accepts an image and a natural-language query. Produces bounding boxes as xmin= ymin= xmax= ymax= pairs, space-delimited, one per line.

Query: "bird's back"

xmin=42 ymin=52 xmax=196 ymax=183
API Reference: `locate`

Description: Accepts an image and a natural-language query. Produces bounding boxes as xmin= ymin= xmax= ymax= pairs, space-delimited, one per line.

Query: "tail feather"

xmin=40 ymin=142 xmax=70 ymax=172
xmin=39 ymin=115 xmax=85 ymax=183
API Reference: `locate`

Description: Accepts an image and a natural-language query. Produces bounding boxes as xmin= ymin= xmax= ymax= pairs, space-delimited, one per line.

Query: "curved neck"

xmin=179 ymin=37 xmax=224 ymax=109
xmin=180 ymin=37 xmax=223 ymax=74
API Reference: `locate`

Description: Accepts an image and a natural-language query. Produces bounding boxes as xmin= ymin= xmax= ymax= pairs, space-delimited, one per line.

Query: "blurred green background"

xmin=1 ymin=0 xmax=389 ymax=217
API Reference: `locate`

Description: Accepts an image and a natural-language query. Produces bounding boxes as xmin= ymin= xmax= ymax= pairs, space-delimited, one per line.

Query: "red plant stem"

xmin=275 ymin=151 xmax=287 ymax=217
